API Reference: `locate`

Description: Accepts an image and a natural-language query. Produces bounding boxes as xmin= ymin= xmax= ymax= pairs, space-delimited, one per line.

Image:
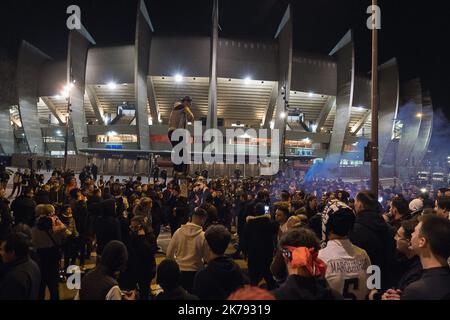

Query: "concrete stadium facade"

xmin=0 ymin=1 xmax=432 ymax=177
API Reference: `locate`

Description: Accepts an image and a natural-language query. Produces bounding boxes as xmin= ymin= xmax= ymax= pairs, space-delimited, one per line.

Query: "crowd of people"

xmin=0 ymin=162 xmax=449 ymax=300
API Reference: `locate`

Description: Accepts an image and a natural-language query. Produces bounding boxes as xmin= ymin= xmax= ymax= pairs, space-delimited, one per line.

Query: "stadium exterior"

xmin=0 ymin=2 xmax=433 ymax=178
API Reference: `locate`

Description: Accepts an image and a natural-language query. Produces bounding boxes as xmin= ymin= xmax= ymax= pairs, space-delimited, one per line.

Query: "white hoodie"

xmin=166 ymin=222 xmax=210 ymax=272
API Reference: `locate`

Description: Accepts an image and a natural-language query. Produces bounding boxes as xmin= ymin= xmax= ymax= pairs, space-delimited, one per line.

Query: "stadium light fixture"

xmin=244 ymin=77 xmax=252 ymax=85
xmin=107 ymin=81 xmax=117 ymax=90
xmin=416 ymin=112 xmax=423 ymax=118
xmin=174 ymin=74 xmax=183 ymax=83
xmin=280 ymin=112 xmax=287 ymax=119
xmin=61 ymin=83 xmax=74 ymax=98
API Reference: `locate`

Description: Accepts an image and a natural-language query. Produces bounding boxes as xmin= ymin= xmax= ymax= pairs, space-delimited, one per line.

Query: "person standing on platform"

xmin=45 ymin=159 xmax=52 ymax=173
xmin=168 ymin=96 xmax=194 ymax=176
xmin=90 ymin=163 xmax=98 ymax=182
xmin=36 ymin=159 xmax=43 ymax=173
xmin=27 ymin=157 xmax=33 ymax=171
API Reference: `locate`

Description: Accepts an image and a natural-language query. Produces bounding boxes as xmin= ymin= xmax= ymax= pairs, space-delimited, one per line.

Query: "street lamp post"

xmin=63 ymin=67 xmax=73 ymax=172
xmin=371 ymin=0 xmax=380 ymax=198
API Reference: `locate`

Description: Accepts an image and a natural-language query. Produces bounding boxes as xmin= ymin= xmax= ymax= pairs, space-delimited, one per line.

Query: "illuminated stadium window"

xmin=96 ymin=134 xmax=138 ymax=143
xmin=392 ymin=120 xmax=403 ymax=140
xmin=50 ymin=151 xmax=76 ymax=156
xmin=339 ymin=159 xmax=363 ymax=168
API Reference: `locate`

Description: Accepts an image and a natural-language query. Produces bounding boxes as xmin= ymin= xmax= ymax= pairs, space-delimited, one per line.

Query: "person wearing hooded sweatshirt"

xmin=94 ymin=198 xmax=122 ymax=258
xmin=193 ymin=225 xmax=247 ymax=300
xmin=242 ymin=203 xmax=278 ymax=290
xmin=349 ymin=191 xmax=396 ymax=291
xmin=272 ymin=228 xmax=342 ymax=300
xmin=77 ymin=241 xmax=135 ymax=300
xmin=168 ymin=96 xmax=194 ymax=174
xmin=166 ymin=208 xmax=209 ymax=293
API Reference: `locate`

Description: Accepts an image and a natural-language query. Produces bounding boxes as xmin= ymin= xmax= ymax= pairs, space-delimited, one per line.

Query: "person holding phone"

xmin=77 ymin=241 xmax=137 ymax=300
xmin=32 ymin=204 xmax=68 ymax=300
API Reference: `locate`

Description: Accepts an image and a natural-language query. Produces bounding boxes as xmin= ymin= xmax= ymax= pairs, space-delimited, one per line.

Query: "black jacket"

xmin=396 ymin=255 xmax=422 ymax=292
xmin=126 ymin=233 xmax=157 ymax=281
xmin=11 ymin=195 xmax=36 ymax=226
xmin=49 ymin=188 xmax=64 ymax=205
xmin=0 ymin=257 xmax=41 ymax=300
xmin=349 ymin=210 xmax=396 ymax=289
xmin=242 ymin=215 xmax=278 ymax=264
xmin=95 ymin=200 xmax=122 ymax=254
xmin=73 ymin=200 xmax=89 ymax=235
xmin=272 ymin=275 xmax=342 ymax=300
xmin=202 ymin=202 xmax=218 ymax=229
xmin=0 ymin=198 xmax=13 ymax=241
xmin=156 ymin=286 xmax=199 ymax=301
xmin=168 ymin=195 xmax=189 ymax=223
xmin=95 ymin=216 xmax=122 ymax=255
xmin=34 ymin=190 xmax=50 ymax=205
xmin=79 ymin=265 xmax=118 ymax=300
xmin=236 ymin=200 xmax=249 ymax=236
xmin=402 ymin=267 xmax=450 ymax=300
xmin=193 ymin=256 xmax=247 ymax=300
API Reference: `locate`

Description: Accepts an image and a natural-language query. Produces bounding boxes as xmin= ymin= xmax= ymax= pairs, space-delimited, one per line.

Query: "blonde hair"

xmin=35 ymin=204 xmax=55 ymax=217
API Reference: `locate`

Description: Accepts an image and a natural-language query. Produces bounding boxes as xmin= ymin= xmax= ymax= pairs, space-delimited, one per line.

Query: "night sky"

xmin=1 ymin=0 xmax=450 ymax=140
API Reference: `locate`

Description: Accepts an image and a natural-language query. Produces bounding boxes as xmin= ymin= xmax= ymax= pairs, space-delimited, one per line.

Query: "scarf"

xmin=284 ymin=246 xmax=327 ymax=277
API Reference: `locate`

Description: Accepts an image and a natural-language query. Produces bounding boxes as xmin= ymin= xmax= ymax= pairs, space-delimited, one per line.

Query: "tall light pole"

xmin=370 ymin=0 xmax=379 ymax=197
xmin=63 ymin=66 xmax=73 ymax=172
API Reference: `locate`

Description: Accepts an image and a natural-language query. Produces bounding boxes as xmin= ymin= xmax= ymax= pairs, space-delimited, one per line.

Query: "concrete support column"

xmin=207 ymin=0 xmax=219 ymax=130
xmin=378 ymin=59 xmax=399 ymax=165
xmin=396 ymin=79 xmax=423 ymax=171
xmin=135 ymin=0 xmax=154 ymax=151
xmin=327 ymin=31 xmax=355 ymax=165
xmin=273 ymin=5 xmax=293 ymax=156
xmin=67 ymin=26 xmax=96 ymax=153
xmin=16 ymin=41 xmax=49 ymax=155
xmin=0 ymin=106 xmax=15 ymax=155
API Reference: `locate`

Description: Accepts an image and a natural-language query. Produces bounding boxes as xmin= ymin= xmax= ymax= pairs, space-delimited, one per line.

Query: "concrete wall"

xmin=291 ymin=53 xmax=337 ymax=96
xmin=38 ymin=61 xmax=67 ymax=97
xmin=353 ymin=75 xmax=371 ymax=108
xmin=327 ymin=31 xmax=355 ymax=164
xmin=410 ymin=90 xmax=433 ymax=166
xmin=68 ymin=29 xmax=92 ymax=152
xmin=16 ymin=41 xmax=48 ymax=155
xmin=217 ymin=38 xmax=278 ymax=81
xmin=379 ymin=59 xmax=399 ymax=165
xmin=134 ymin=0 xmax=152 ymax=150
xmin=150 ymin=36 xmax=210 ymax=78
xmin=86 ymin=46 xmax=135 ymax=85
